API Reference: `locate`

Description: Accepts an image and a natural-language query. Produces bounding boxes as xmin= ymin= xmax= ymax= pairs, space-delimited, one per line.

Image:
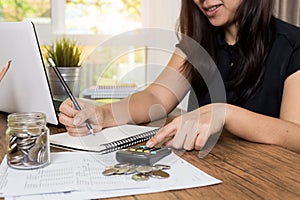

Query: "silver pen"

xmin=48 ymin=58 xmax=94 ymax=135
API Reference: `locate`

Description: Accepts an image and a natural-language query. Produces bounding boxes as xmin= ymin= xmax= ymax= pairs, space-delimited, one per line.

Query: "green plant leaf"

xmin=46 ymin=36 xmax=82 ymax=67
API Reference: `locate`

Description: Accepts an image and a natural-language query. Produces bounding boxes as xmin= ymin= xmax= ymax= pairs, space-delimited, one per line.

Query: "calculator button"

xmin=135 ymin=146 xmax=147 ymax=152
xmin=150 ymin=147 xmax=161 ymax=151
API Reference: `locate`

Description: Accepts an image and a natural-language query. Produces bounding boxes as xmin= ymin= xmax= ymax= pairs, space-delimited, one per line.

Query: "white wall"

xmin=141 ymin=0 xmax=188 ymax=110
xmin=142 ymin=0 xmax=181 ymax=29
xmin=142 ymin=0 xmax=181 ymax=82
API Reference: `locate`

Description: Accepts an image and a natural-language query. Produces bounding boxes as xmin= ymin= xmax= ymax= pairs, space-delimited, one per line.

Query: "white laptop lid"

xmin=0 ymin=21 xmax=58 ymax=125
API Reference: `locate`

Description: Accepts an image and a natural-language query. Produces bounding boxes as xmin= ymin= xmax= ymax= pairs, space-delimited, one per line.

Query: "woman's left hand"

xmin=146 ymin=103 xmax=227 ymax=150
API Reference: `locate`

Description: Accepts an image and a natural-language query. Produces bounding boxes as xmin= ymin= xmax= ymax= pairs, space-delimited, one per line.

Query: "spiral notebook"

xmin=50 ymin=125 xmax=159 ymax=154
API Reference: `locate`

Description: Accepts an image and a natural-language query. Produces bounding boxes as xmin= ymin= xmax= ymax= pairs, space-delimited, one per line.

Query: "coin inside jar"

xmin=37 ymin=147 xmax=47 ymax=164
xmin=6 ymin=112 xmax=50 ymax=169
xmin=36 ymin=133 xmax=47 ymax=146
xmin=7 ymin=151 xmax=24 ymax=163
xmin=27 ymin=127 xmax=42 ymax=136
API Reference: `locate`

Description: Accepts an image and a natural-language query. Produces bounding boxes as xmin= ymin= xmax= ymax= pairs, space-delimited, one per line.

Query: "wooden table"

xmin=0 ymin=111 xmax=299 ymax=199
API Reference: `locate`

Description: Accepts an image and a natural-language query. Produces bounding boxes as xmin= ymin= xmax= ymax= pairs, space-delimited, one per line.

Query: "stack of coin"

xmin=7 ymin=128 xmax=49 ymax=169
xmin=102 ymin=162 xmax=171 ymax=181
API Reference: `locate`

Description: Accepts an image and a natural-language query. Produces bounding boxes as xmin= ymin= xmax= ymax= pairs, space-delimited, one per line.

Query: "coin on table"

xmin=115 ymin=167 xmax=130 ymax=175
xmin=114 ymin=162 xmax=135 ymax=168
xmin=153 ymin=164 xmax=171 ymax=171
xmin=102 ymin=167 xmax=118 ymax=176
xmin=132 ymin=173 xmax=149 ymax=181
xmin=105 ymin=165 xmax=115 ymax=170
xmin=135 ymin=166 xmax=153 ymax=174
xmin=124 ymin=167 xmax=136 ymax=175
xmin=149 ymin=170 xmax=170 ymax=179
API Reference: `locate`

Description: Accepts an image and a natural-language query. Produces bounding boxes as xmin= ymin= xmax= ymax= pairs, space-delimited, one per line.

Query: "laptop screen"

xmin=0 ymin=22 xmax=58 ymax=125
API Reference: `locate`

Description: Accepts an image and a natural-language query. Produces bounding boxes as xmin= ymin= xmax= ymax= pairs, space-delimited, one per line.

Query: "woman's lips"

xmin=205 ymin=5 xmax=222 ymax=17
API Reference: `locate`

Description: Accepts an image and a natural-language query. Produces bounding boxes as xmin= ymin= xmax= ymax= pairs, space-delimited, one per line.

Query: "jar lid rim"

xmin=7 ymin=112 xmax=46 ymax=122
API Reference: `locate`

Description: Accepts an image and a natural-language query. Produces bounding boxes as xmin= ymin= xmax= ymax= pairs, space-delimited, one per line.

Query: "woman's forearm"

xmin=101 ymin=88 xmax=178 ymax=127
xmin=225 ymin=104 xmax=300 ymax=153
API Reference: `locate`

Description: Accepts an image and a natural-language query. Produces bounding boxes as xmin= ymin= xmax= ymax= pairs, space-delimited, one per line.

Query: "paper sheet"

xmin=0 ymin=151 xmax=221 ymax=199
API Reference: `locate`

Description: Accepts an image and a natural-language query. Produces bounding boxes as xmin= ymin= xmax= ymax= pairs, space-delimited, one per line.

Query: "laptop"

xmin=0 ymin=21 xmax=58 ymax=125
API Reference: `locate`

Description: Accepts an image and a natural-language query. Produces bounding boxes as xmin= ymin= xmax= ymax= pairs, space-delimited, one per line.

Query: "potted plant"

xmin=45 ymin=36 xmax=82 ymax=103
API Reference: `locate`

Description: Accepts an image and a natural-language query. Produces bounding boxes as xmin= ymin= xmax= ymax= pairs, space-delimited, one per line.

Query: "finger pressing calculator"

xmin=116 ymin=146 xmax=172 ymax=166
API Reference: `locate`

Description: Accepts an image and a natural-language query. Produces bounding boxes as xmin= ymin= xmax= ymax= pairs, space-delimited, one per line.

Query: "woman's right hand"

xmin=58 ymin=98 xmax=106 ymax=136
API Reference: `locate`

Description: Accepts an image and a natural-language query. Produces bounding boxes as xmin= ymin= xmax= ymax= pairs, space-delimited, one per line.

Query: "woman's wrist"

xmin=96 ymin=104 xmax=115 ymax=128
xmin=223 ymin=103 xmax=236 ymax=131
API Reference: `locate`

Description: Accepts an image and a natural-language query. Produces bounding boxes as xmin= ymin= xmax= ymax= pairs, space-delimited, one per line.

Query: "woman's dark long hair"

xmin=178 ymin=0 xmax=275 ymax=104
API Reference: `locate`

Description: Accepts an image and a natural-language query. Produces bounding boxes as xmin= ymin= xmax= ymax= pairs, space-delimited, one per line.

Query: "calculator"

xmin=116 ymin=146 xmax=172 ymax=166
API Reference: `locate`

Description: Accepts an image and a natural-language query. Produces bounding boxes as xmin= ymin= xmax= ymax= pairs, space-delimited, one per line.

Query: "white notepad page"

xmin=50 ymin=124 xmax=158 ymax=152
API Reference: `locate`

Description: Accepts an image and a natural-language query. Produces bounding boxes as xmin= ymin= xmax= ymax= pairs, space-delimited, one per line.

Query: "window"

xmin=0 ymin=0 xmax=50 ymax=23
xmin=0 ymin=0 xmax=180 ymax=97
xmin=0 ymin=0 xmax=145 ymax=88
xmin=80 ymin=46 xmax=147 ymax=90
xmin=1 ymin=0 xmax=141 ymax=36
xmin=65 ymin=0 xmax=141 ymax=34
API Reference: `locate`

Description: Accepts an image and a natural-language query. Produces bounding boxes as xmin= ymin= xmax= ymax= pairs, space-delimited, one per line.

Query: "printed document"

xmin=0 ymin=151 xmax=221 ymax=199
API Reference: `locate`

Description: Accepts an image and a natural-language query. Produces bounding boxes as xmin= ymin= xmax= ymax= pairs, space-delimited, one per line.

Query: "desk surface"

xmin=0 ymin=111 xmax=299 ymax=199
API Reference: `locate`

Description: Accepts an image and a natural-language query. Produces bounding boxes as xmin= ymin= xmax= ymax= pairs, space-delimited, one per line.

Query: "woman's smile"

xmin=203 ymin=3 xmax=223 ymax=17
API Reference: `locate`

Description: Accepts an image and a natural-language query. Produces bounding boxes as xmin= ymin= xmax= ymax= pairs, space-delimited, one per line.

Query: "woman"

xmin=59 ymin=0 xmax=300 ymax=153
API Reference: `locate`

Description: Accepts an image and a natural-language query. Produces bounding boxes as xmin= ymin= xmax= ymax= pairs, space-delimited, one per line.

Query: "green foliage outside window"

xmin=66 ymin=0 xmax=140 ymax=19
xmin=66 ymin=0 xmax=141 ymax=34
xmin=0 ymin=0 xmax=50 ymax=22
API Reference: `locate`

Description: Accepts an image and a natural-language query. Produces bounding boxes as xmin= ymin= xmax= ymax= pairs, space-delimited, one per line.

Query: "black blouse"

xmin=178 ymin=18 xmax=300 ymax=118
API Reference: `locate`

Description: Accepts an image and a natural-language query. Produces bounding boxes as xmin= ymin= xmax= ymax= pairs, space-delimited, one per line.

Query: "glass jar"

xmin=6 ymin=112 xmax=50 ymax=169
